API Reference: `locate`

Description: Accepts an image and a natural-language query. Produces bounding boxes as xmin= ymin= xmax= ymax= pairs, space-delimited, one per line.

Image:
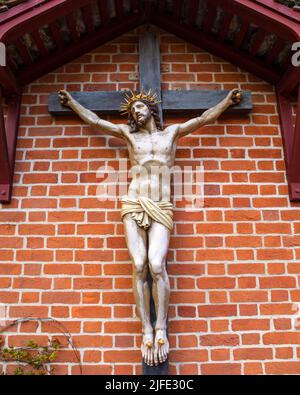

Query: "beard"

xmin=136 ymin=112 xmax=151 ymax=127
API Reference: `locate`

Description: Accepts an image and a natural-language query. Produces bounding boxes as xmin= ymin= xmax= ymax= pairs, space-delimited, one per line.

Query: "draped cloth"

xmin=120 ymin=196 xmax=174 ymax=231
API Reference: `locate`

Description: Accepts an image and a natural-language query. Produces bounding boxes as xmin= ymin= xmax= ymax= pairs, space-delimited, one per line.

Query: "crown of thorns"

xmin=120 ymin=89 xmax=161 ymax=115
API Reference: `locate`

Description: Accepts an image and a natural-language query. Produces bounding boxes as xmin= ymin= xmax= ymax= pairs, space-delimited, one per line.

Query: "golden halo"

xmin=120 ymin=89 xmax=161 ymax=115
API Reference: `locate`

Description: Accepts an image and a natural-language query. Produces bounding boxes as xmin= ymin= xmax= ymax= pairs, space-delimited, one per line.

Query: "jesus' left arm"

xmin=174 ymin=89 xmax=242 ymax=140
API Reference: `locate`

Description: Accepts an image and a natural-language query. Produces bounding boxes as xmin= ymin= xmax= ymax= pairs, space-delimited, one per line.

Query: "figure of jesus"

xmin=58 ymin=88 xmax=241 ymax=366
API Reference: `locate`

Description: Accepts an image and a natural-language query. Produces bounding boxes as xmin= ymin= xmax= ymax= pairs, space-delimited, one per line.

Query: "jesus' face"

xmin=130 ymin=100 xmax=151 ymax=127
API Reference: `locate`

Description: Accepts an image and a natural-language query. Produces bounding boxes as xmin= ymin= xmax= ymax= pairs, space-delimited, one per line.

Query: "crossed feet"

xmin=141 ymin=328 xmax=169 ymax=366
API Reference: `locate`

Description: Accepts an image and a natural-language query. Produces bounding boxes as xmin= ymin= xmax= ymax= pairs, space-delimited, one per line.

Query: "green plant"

xmin=0 ymin=338 xmax=61 ymax=375
xmin=0 ymin=317 xmax=82 ymax=375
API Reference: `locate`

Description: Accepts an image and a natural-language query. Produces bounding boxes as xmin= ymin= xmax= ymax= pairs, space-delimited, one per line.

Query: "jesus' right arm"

xmin=58 ymin=90 xmax=128 ymax=139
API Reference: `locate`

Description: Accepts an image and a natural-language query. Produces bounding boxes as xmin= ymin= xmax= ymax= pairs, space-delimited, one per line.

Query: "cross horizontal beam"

xmin=48 ymin=90 xmax=252 ymax=116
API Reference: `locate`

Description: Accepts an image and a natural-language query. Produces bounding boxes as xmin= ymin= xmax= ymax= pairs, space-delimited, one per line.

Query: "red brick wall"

xmin=0 ymin=26 xmax=299 ymax=375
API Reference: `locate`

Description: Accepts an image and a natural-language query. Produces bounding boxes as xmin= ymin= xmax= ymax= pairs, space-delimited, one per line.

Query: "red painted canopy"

xmin=0 ymin=0 xmax=300 ymax=98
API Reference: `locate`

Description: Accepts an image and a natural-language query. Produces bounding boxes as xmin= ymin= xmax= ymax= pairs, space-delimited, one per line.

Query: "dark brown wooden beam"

xmin=158 ymin=1 xmax=167 ymax=12
xmin=139 ymin=31 xmax=162 ymax=121
xmin=218 ymin=12 xmax=233 ymax=41
xmin=202 ymin=5 xmax=216 ymax=33
xmin=130 ymin=0 xmax=139 ymax=13
xmin=0 ymin=88 xmax=11 ymax=203
xmin=81 ymin=4 xmax=95 ymax=34
xmin=265 ymin=38 xmax=285 ymax=66
xmin=49 ymin=21 xmax=64 ymax=50
xmin=98 ymin=0 xmax=109 ymax=26
xmin=31 ymin=29 xmax=49 ymax=57
xmin=48 ymin=90 xmax=252 ymax=115
xmin=234 ymin=21 xmax=249 ymax=49
xmin=188 ymin=0 xmax=200 ymax=26
xmin=173 ymin=0 xmax=184 ymax=20
xmin=65 ymin=12 xmax=79 ymax=42
xmin=115 ymin=0 xmax=124 ymax=19
xmin=286 ymin=85 xmax=300 ymax=200
xmin=250 ymin=29 xmax=266 ymax=56
xmin=15 ymin=38 xmax=32 ymax=66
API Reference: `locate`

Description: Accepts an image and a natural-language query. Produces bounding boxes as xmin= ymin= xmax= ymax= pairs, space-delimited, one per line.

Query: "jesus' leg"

xmin=123 ymin=214 xmax=153 ymax=366
xmin=148 ymin=221 xmax=170 ymax=365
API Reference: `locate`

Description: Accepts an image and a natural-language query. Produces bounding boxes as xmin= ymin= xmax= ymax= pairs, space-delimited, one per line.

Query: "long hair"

xmin=127 ymin=100 xmax=163 ymax=133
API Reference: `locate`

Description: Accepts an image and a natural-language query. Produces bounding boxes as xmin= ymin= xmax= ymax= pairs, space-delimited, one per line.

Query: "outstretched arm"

xmin=58 ymin=90 xmax=127 ymax=139
xmin=175 ymin=89 xmax=242 ymax=140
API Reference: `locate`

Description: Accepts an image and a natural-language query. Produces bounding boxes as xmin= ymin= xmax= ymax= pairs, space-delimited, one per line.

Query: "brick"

xmin=104 ymin=350 xmax=139 ymax=363
xmin=265 ymin=362 xmax=300 ymax=374
xmin=225 ymin=236 xmax=262 ymax=247
xmin=179 ymin=364 xmax=199 ymax=375
xmin=201 ymin=334 xmax=239 ymax=347
xmin=41 ymin=292 xmax=80 ymax=304
xmin=196 ymin=250 xmax=234 ymax=261
xmin=13 ymin=277 xmax=51 ymax=289
xmin=197 ymin=277 xmax=235 ymax=289
xmin=171 ymin=350 xmax=208 ymax=362
xmin=260 ymin=303 xmax=295 ymax=315
xmin=211 ymin=349 xmax=230 ymax=361
xmin=74 ymin=278 xmax=112 ymax=289
xmin=196 ymin=223 xmax=233 ymax=234
xmin=228 ymin=264 xmax=265 ymax=274
xmin=0 ymin=264 xmax=21 ymax=275
xmin=47 ymin=237 xmax=84 ymax=249
xmin=198 ymin=304 xmax=237 ymax=317
xmin=83 ymin=350 xmax=102 ymax=363
xmin=19 ymin=224 xmax=55 ymax=235
xmin=234 ymin=347 xmax=273 ymax=360
xmin=178 ymin=306 xmax=196 ymax=317
xmin=72 ymin=365 xmax=112 ymax=375
xmin=276 ymin=347 xmax=293 ymax=359
xmin=244 ymin=363 xmax=263 ymax=375
xmin=170 ymin=320 xmax=207 ymax=333
xmin=9 ymin=306 xmax=49 ymax=317
xmin=232 ymin=319 xmax=270 ymax=331
xmin=102 ymin=292 xmax=134 ymax=304
xmin=230 ymin=290 xmax=268 ymax=303
xmin=72 ymin=306 xmax=111 ymax=318
xmin=257 ymin=249 xmax=293 ymax=260
xmin=259 ymin=276 xmax=296 ymax=289
xmin=201 ymin=363 xmax=241 ymax=375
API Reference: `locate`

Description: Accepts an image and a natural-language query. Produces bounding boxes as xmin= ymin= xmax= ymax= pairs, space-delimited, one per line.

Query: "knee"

xmin=132 ymin=257 xmax=147 ymax=276
xmin=149 ymin=258 xmax=164 ymax=278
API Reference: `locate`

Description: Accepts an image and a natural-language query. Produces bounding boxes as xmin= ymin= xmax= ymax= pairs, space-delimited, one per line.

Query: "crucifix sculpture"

xmin=49 ymin=31 xmax=252 ymax=373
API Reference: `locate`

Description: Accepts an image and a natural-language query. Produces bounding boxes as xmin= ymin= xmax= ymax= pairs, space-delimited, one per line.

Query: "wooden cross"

xmin=48 ymin=31 xmax=252 ymax=375
xmin=48 ymin=32 xmax=252 ymax=121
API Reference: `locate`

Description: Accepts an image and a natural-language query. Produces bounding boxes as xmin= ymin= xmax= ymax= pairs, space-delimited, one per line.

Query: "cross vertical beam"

xmin=139 ymin=30 xmax=163 ymax=123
